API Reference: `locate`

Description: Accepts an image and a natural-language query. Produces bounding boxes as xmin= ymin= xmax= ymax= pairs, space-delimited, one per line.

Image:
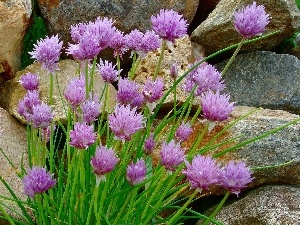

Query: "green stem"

xmin=153 ymin=39 xmax=167 ymax=80
xmin=49 ymin=73 xmax=53 ymax=105
xmin=0 ymin=203 xmax=15 ymax=225
xmin=203 ymin=191 xmax=230 ymax=225
xmin=85 ymin=60 xmax=89 ymax=95
xmin=173 ymin=77 xmax=177 ymax=123
xmin=189 ymin=122 xmax=209 ymax=157
xmin=221 ymin=38 xmax=245 ymax=77
xmin=166 ymin=189 xmax=198 ymax=225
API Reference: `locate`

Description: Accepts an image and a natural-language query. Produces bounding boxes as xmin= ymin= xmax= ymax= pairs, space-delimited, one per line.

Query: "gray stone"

xmin=0 ymin=107 xmax=29 ymax=223
xmin=197 ymin=185 xmax=300 ymax=225
xmin=216 ymin=51 xmax=300 ymax=115
xmin=191 ymin=0 xmax=300 ymax=56
xmin=0 ymin=59 xmax=117 ymax=124
xmin=0 ymin=0 xmax=32 ymax=84
xmin=36 ymin=0 xmax=198 ymax=49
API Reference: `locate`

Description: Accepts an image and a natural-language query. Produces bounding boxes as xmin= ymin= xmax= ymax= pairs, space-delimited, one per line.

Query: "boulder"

xmin=216 ymin=51 xmax=300 ymax=115
xmin=0 ymin=59 xmax=117 ymax=124
xmin=191 ymin=0 xmax=300 ymax=57
xmin=197 ymin=185 xmax=300 ymax=225
xmin=0 ymin=0 xmax=32 ymax=84
xmin=36 ymin=0 xmax=198 ymax=49
xmin=0 ymin=107 xmax=29 ymax=224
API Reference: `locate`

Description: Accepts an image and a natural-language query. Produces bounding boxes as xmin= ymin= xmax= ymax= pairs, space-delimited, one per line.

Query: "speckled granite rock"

xmin=0 ymin=0 xmax=32 ymax=84
xmin=191 ymin=0 xmax=300 ymax=56
xmin=0 ymin=107 xmax=29 ymax=224
xmin=0 ymin=59 xmax=117 ymax=124
xmin=36 ymin=0 xmax=198 ymax=49
xmin=216 ymin=51 xmax=300 ymax=115
xmin=197 ymin=185 xmax=300 ymax=225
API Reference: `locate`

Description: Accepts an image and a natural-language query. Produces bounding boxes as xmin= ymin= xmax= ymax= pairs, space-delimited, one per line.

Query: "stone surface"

xmin=134 ymin=35 xmax=203 ymax=109
xmin=191 ymin=0 xmax=300 ymax=56
xmin=216 ymin=51 xmax=300 ymax=115
xmin=0 ymin=59 xmax=117 ymax=124
xmin=180 ymin=106 xmax=300 ymax=196
xmin=0 ymin=0 xmax=32 ymax=84
xmin=197 ymin=185 xmax=300 ymax=225
xmin=0 ymin=107 xmax=29 ymax=223
xmin=36 ymin=0 xmax=198 ymax=50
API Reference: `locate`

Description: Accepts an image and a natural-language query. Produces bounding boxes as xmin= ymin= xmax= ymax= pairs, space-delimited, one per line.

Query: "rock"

xmin=0 ymin=0 xmax=32 ymax=84
xmin=0 ymin=107 xmax=29 ymax=223
xmin=197 ymin=185 xmax=300 ymax=225
xmin=0 ymin=59 xmax=117 ymax=124
xmin=191 ymin=0 xmax=300 ymax=57
xmin=134 ymin=35 xmax=204 ymax=109
xmin=36 ymin=0 xmax=198 ymax=50
xmin=181 ymin=106 xmax=300 ymax=195
xmin=216 ymin=51 xmax=300 ymax=115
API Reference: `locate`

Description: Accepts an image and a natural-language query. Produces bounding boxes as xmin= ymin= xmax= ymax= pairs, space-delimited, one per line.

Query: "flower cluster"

xmin=183 ymin=155 xmax=253 ymax=196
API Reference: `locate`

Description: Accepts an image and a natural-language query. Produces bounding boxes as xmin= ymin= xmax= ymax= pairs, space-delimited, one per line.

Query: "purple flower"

xmin=124 ymin=29 xmax=144 ymax=53
xmin=80 ymin=95 xmax=102 ymax=124
xmin=67 ymin=17 xmax=116 ymax=60
xmin=138 ymin=30 xmax=161 ymax=57
xmin=23 ymin=166 xmax=56 ymax=198
xmin=151 ymin=9 xmax=188 ymax=42
xmin=220 ymin=161 xmax=253 ymax=196
xmin=64 ymin=76 xmax=86 ymax=109
xmin=19 ymin=73 xmax=39 ymax=91
xmin=234 ymin=2 xmax=270 ymax=38
xmin=201 ymin=90 xmax=235 ymax=122
xmin=126 ymin=159 xmax=146 ymax=185
xmin=18 ymin=90 xmax=41 ymax=122
xmin=29 ymin=35 xmax=63 ymax=73
xmin=142 ymin=78 xmax=164 ymax=103
xmin=144 ymin=133 xmax=155 ymax=155
xmin=117 ymin=78 xmax=141 ymax=106
xmin=109 ymin=104 xmax=143 ymax=141
xmin=69 ymin=122 xmax=96 ymax=149
xmin=98 ymin=60 xmax=120 ymax=83
xmin=91 ymin=146 xmax=119 ymax=183
xmin=41 ymin=125 xmax=55 ymax=142
xmin=193 ymin=64 xmax=225 ymax=96
xmin=175 ymin=122 xmax=192 ymax=142
xmin=170 ymin=62 xmax=178 ymax=79
xmin=32 ymin=102 xmax=54 ymax=129
xmin=183 ymin=155 xmax=221 ymax=192
xmin=109 ymin=29 xmax=128 ymax=58
xmin=160 ymin=140 xmax=185 ymax=172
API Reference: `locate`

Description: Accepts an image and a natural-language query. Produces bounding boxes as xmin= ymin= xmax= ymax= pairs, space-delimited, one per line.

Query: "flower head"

xmin=80 ymin=95 xmax=102 ymax=124
xmin=234 ymin=2 xmax=270 ymax=38
xmin=193 ymin=64 xmax=225 ymax=96
xmin=109 ymin=104 xmax=143 ymax=141
xmin=18 ymin=90 xmax=41 ymax=122
xmin=139 ymin=30 xmax=161 ymax=57
xmin=220 ymin=161 xmax=253 ymax=196
xmin=29 ymin=35 xmax=63 ymax=73
xmin=201 ymin=90 xmax=235 ymax=122
xmin=19 ymin=73 xmax=39 ymax=91
xmin=126 ymin=159 xmax=146 ymax=185
xmin=91 ymin=146 xmax=119 ymax=184
xmin=144 ymin=133 xmax=155 ymax=155
xmin=69 ymin=122 xmax=96 ymax=149
xmin=142 ymin=78 xmax=164 ymax=103
xmin=109 ymin=29 xmax=128 ymax=58
xmin=64 ymin=76 xmax=86 ymax=109
xmin=183 ymin=155 xmax=221 ymax=192
xmin=151 ymin=9 xmax=188 ymax=42
xmin=32 ymin=102 xmax=54 ymax=129
xmin=117 ymin=78 xmax=141 ymax=106
xmin=175 ymin=122 xmax=192 ymax=142
xmin=23 ymin=166 xmax=56 ymax=198
xmin=160 ymin=140 xmax=185 ymax=172
xmin=98 ymin=60 xmax=120 ymax=83
xmin=170 ymin=62 xmax=178 ymax=79
xmin=125 ymin=29 xmax=144 ymax=53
